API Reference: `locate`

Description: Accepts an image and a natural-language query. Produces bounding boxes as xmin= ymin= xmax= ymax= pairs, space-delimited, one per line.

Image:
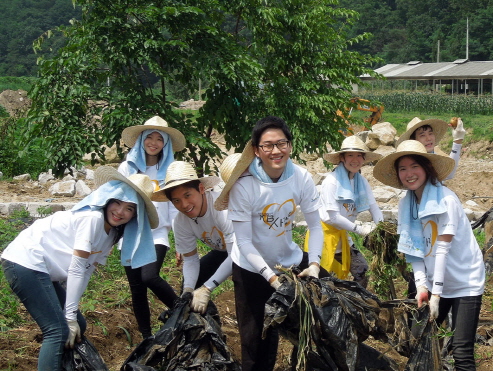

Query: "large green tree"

xmin=25 ymin=0 xmax=380 ymax=176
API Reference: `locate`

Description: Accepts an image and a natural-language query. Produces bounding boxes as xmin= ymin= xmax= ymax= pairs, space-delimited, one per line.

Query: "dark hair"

xmin=410 ymin=125 xmax=433 ymax=140
xmin=251 ymin=116 xmax=293 ymax=147
xmin=163 ymin=179 xmax=202 ymax=201
xmin=394 ymin=155 xmax=439 ymax=187
xmin=103 ymin=199 xmax=133 ymax=244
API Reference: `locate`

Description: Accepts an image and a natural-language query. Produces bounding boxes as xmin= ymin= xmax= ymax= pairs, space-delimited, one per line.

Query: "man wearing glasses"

xmin=215 ymin=116 xmax=326 ymax=371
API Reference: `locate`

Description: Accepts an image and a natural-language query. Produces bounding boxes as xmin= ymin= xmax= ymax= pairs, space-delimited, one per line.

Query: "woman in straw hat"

xmin=214 ymin=116 xmax=328 ymax=371
xmin=314 ymin=135 xmax=383 ymax=288
xmin=1 ymin=166 xmax=158 ymax=371
xmin=396 ymin=116 xmax=465 ymax=180
xmin=152 ymin=159 xmax=232 ymax=314
xmin=373 ymin=140 xmax=484 ymax=371
xmin=118 ymin=115 xmax=186 ymax=339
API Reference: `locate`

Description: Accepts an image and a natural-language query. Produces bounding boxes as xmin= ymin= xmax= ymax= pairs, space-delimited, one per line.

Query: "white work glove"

xmin=429 ymin=295 xmax=440 ymax=321
xmin=65 ymin=320 xmax=81 ymax=349
xmin=298 ymin=264 xmax=320 ymax=278
xmin=354 ymin=224 xmax=371 ymax=237
xmin=416 ymin=285 xmax=429 ymax=308
xmin=452 ymin=118 xmax=466 ymax=141
xmin=270 ymin=277 xmax=281 ymax=290
xmin=191 ymin=286 xmax=211 ymax=314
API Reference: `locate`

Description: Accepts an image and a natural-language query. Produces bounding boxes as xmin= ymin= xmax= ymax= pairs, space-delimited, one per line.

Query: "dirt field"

xmin=1 ymin=141 xmax=493 ymax=370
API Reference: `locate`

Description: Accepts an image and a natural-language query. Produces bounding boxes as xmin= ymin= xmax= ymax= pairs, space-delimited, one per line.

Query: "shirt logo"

xmin=259 ymin=199 xmax=296 ymax=237
xmin=201 ymin=226 xmax=226 ymax=250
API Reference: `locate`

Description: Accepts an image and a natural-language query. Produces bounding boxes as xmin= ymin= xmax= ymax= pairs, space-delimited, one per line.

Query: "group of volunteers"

xmin=1 ymin=112 xmax=484 ymax=371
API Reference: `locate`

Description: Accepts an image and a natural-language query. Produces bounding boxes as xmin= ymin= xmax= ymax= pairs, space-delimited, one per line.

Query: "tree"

xmin=25 ymin=0 xmax=381 ymax=177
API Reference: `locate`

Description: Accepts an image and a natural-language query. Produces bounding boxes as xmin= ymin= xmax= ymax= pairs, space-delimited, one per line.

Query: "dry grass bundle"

xmin=364 ymin=221 xmax=406 ymax=299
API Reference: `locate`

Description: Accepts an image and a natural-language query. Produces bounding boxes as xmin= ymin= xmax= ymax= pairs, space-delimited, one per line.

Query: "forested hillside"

xmin=0 ymin=0 xmax=80 ymax=76
xmin=1 ymin=0 xmax=493 ymax=77
xmin=340 ymin=0 xmax=493 ymax=64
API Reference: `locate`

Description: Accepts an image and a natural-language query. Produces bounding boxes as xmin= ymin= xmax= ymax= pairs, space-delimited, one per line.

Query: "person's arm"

xmin=64 ymin=249 xmax=92 ymax=348
xmin=327 ymin=209 xmax=368 ymax=236
xmin=182 ymin=249 xmax=200 ymax=291
xmin=203 ymin=241 xmax=233 ymax=290
xmin=369 ymin=202 xmax=384 ymax=223
xmin=233 ymin=220 xmax=276 ymax=284
xmin=298 ymin=210 xmax=322 ymax=278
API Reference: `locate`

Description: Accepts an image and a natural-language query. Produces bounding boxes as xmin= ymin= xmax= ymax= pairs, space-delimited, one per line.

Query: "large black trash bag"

xmin=121 ymin=292 xmax=240 ymax=371
xmin=404 ymin=305 xmax=442 ymax=371
xmin=263 ymin=270 xmax=398 ymax=371
xmin=62 ymin=335 xmax=109 ymax=371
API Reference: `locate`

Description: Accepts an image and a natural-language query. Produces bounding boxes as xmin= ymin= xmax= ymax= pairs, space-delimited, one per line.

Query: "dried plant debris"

xmin=263 ymin=269 xmax=398 ymax=371
xmin=121 ymin=293 xmax=240 ymax=371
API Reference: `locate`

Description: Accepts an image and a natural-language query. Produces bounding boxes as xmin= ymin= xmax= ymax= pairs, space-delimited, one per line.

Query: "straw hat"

xmin=151 ymin=161 xmax=221 ymax=202
xmin=121 ymin=116 xmax=186 ymax=152
xmin=94 ymin=166 xmax=159 ymax=228
xmin=395 ymin=117 xmax=448 ymax=147
xmin=214 ymin=141 xmax=256 ymax=211
xmin=324 ymin=135 xmax=382 ymax=164
xmin=373 ymin=140 xmax=455 ymax=189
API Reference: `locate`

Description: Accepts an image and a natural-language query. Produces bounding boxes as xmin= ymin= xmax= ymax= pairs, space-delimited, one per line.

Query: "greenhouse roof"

xmin=361 ymin=60 xmax=493 ymax=80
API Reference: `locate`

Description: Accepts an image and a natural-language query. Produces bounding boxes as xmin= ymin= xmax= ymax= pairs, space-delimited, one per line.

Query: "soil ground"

xmin=1 ymin=142 xmax=493 ymax=370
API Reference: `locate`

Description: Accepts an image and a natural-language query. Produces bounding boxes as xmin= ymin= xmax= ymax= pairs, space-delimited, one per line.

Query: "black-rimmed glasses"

xmin=258 ymin=140 xmax=290 ymax=153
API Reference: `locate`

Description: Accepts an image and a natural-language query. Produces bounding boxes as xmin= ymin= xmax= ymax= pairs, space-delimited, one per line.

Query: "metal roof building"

xmin=361 ymin=60 xmax=493 ymax=95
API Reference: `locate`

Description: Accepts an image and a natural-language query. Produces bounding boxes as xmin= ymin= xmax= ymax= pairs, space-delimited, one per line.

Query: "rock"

xmin=0 ymin=171 xmax=3 ymax=180
xmin=372 ymin=186 xmax=398 ymax=203
xmin=83 ymin=144 xmax=123 ymax=164
xmin=75 ymin=180 xmax=92 ymax=197
xmin=356 ymin=131 xmax=369 ymax=143
xmin=465 ymin=200 xmax=479 ymax=207
xmin=0 ymin=89 xmax=31 ymax=117
xmin=366 ymin=122 xmax=397 ymax=148
xmin=13 ymin=174 xmax=31 ymax=181
xmin=374 ymin=145 xmax=396 ymax=158
xmin=85 ymin=168 xmax=95 ymax=181
xmin=63 ymin=174 xmax=75 ymax=181
xmin=38 ymin=172 xmax=55 ymax=185
xmin=50 ymin=180 xmax=76 ymax=197
xmin=26 ymin=202 xmax=65 ymax=217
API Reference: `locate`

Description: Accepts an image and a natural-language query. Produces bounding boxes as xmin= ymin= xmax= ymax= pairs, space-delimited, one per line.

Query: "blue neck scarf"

xmin=333 ymin=163 xmax=370 ymax=212
xmin=397 ymin=179 xmax=447 ymax=262
xmin=125 ymin=129 xmax=174 ymax=183
xmin=72 ymin=180 xmax=156 ymax=268
xmin=248 ymin=157 xmax=295 ymax=183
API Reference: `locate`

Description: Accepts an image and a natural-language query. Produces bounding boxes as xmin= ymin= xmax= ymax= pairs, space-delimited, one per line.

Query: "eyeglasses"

xmin=258 ymin=140 xmax=290 ymax=153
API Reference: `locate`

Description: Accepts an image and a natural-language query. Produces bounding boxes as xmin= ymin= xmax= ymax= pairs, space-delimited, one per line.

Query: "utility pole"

xmin=437 ymin=40 xmax=440 ymax=63
xmin=466 ymin=17 xmax=469 ymax=60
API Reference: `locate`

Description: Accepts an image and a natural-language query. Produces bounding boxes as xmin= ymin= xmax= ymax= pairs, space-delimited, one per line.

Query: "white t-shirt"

xmin=2 ymin=210 xmax=115 ymax=282
xmin=229 ymin=165 xmax=321 ymax=273
xmin=399 ymin=187 xmax=485 ymax=298
xmin=118 ymin=161 xmax=177 ymax=246
xmin=319 ymin=172 xmax=378 ymax=248
xmin=174 ymin=191 xmax=234 ymax=254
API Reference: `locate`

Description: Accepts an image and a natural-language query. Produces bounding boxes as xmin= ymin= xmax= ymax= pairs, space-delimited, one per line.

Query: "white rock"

xmin=50 ymin=180 xmax=76 ymax=197
xmin=75 ymin=180 xmax=92 ymax=197
xmin=465 ymin=200 xmax=479 ymax=207
xmin=372 ymin=187 xmax=397 ymax=203
xmin=38 ymin=172 xmax=55 ymax=185
xmin=13 ymin=173 xmax=31 ymax=181
xmin=85 ymin=169 xmax=95 ymax=181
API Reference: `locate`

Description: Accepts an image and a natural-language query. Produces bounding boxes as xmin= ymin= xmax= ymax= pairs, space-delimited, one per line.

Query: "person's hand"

xmin=65 ymin=320 xmax=81 ymax=349
xmin=270 ymin=277 xmax=281 ymax=290
xmin=181 ymin=287 xmax=193 ymax=297
xmin=298 ymin=264 xmax=320 ymax=278
xmin=429 ymin=294 xmax=440 ymax=321
xmin=452 ymin=118 xmax=466 ymax=141
xmin=416 ymin=285 xmax=429 ymax=308
xmin=191 ymin=286 xmax=211 ymax=314
xmin=354 ymin=224 xmax=371 ymax=237
xmin=176 ymin=252 xmax=183 ymax=267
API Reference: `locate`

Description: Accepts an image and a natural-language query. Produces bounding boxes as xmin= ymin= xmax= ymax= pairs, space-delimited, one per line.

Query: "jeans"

xmin=124 ymin=244 xmax=178 ymax=338
xmin=2 ymin=259 xmax=86 ymax=371
xmin=436 ymin=295 xmax=482 ymax=371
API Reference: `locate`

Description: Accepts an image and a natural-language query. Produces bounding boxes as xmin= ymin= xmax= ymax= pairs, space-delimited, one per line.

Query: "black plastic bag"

xmin=62 ymin=335 xmax=109 ymax=371
xmin=263 ymin=271 xmax=397 ymax=371
xmin=121 ymin=292 xmax=240 ymax=371
xmin=404 ymin=305 xmax=442 ymax=371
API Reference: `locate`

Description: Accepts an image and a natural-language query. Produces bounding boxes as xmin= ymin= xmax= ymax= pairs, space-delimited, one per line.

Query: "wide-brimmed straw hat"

xmin=395 ymin=117 xmax=448 ymax=147
xmin=373 ymin=140 xmax=455 ymax=189
xmin=324 ymin=135 xmax=382 ymax=164
xmin=151 ymin=161 xmax=221 ymax=202
xmin=94 ymin=166 xmax=159 ymax=228
xmin=121 ymin=116 xmax=186 ymax=152
xmin=214 ymin=141 xmax=256 ymax=211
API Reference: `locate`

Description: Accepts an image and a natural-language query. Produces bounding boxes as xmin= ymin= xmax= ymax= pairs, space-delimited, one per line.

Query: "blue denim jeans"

xmin=437 ymin=294 xmax=482 ymax=371
xmin=2 ymin=259 xmax=86 ymax=371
